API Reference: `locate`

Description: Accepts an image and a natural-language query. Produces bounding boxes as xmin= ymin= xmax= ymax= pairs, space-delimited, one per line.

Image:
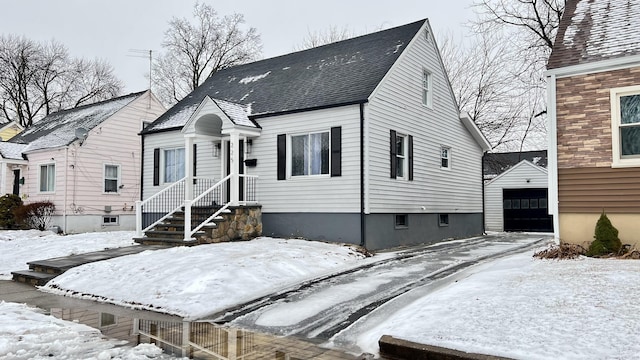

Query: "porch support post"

xmin=230 ymin=131 xmax=240 ymax=206
xmin=184 ymin=136 xmax=194 ymax=241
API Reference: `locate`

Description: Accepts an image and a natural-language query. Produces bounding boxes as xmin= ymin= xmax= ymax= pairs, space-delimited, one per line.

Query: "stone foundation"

xmin=200 ymin=205 xmax=262 ymax=244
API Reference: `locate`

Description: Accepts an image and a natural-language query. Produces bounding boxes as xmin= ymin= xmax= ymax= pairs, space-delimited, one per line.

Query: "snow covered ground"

xmin=0 ymin=230 xmax=136 ymax=280
xmin=42 ymin=237 xmax=374 ymax=319
xmin=2 ymin=230 xmax=639 ymax=359
xmin=0 ymin=301 xmax=183 ymax=359
xmin=352 ymin=250 xmax=640 ymax=359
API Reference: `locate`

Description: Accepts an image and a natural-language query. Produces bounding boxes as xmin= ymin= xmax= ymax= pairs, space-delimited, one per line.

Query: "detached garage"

xmin=485 ymin=160 xmax=552 ymax=232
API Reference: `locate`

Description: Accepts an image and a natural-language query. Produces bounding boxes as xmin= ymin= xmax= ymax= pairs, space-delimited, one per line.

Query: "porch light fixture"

xmin=213 ymin=141 xmax=221 ymax=158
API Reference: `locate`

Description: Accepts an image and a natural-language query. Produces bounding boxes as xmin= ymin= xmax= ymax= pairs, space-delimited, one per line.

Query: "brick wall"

xmin=556 ymin=66 xmax=640 ymax=168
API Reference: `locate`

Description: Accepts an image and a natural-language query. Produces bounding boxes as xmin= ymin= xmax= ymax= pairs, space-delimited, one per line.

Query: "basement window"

xmin=102 ymin=216 xmax=119 ymax=226
xmin=395 ymin=214 xmax=408 ymax=229
xmin=439 ymin=214 xmax=449 ymax=227
xmin=100 ymin=312 xmax=116 ymax=327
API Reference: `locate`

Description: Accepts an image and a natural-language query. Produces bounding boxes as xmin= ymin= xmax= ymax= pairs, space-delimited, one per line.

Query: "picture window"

xmin=291 ymin=132 xmax=329 ymax=176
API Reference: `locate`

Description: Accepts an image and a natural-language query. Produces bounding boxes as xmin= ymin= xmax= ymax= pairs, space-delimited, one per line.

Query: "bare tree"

xmin=440 ymin=25 xmax=547 ymax=151
xmin=293 ymin=25 xmax=356 ymax=51
xmin=0 ymin=35 xmax=122 ymax=128
xmin=443 ymin=0 xmax=565 ymax=151
xmin=152 ymin=2 xmax=262 ymax=105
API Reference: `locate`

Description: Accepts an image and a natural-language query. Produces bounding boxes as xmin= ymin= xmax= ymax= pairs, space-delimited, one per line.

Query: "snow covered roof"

xmin=143 ymin=19 xmax=427 ymax=134
xmin=9 ymin=91 xmax=146 ymax=153
xmin=548 ymin=0 xmax=640 ymax=69
xmin=0 ymin=142 xmax=27 ymax=160
xmin=212 ymin=98 xmax=256 ymax=128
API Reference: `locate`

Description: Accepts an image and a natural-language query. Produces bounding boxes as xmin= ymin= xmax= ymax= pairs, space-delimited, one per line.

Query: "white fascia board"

xmin=460 ymin=112 xmax=491 ymax=151
xmin=545 ymin=55 xmax=640 ymax=78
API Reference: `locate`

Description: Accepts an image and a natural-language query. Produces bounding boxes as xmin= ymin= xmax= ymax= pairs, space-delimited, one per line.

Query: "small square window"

xmin=503 ymin=199 xmax=512 ymax=209
xmin=521 ymin=199 xmax=530 ymax=209
xmin=395 ymin=214 xmax=408 ymax=228
xmin=439 ymin=214 xmax=449 ymax=227
xmin=512 ymin=199 xmax=521 ymax=209
xmin=530 ymin=199 xmax=539 ymax=209
xmin=539 ymin=198 xmax=548 ymax=209
xmin=100 ymin=312 xmax=116 ymax=327
xmin=102 ymin=216 xmax=119 ymax=225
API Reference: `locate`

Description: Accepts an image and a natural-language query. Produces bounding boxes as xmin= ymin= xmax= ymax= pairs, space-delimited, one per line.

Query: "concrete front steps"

xmin=11 ymin=245 xmax=168 ymax=286
xmin=134 ymin=206 xmax=228 ymax=246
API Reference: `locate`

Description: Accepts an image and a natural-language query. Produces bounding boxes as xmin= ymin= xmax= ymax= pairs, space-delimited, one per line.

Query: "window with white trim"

xmin=164 ymin=148 xmax=185 ymax=182
xmin=291 ymin=131 xmax=329 ymax=176
xmin=396 ymin=134 xmax=407 ymax=179
xmin=441 ymin=146 xmax=451 ymax=169
xmin=39 ymin=163 xmax=55 ymax=192
xmin=104 ymin=164 xmax=120 ymax=193
xmin=422 ymin=70 xmax=432 ymax=107
xmin=611 ymin=85 xmax=640 ymax=167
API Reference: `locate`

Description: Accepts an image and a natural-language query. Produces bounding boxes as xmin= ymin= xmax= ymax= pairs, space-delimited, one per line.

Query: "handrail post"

xmin=184 ymin=200 xmax=192 ymax=241
xmin=135 ymin=200 xmax=142 ymax=237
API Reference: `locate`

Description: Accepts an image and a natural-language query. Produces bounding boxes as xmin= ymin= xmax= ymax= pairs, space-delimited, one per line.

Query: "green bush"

xmin=0 ymin=194 xmax=23 ymax=229
xmin=14 ymin=201 xmax=55 ymax=231
xmin=587 ymin=211 xmax=622 ymax=257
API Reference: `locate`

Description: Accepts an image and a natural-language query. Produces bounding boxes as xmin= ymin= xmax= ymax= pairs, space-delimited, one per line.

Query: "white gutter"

xmin=546 ymin=73 xmax=560 ymax=244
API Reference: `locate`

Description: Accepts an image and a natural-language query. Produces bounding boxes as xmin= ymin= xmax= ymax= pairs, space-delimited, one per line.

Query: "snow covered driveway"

xmin=207 ymin=233 xmax=549 ymax=342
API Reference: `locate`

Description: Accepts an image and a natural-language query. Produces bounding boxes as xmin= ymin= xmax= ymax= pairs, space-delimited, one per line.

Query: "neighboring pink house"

xmin=7 ymin=91 xmax=165 ymax=233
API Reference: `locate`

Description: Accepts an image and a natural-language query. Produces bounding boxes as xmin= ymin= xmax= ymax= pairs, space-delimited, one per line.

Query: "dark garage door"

xmin=503 ymin=188 xmax=553 ymax=232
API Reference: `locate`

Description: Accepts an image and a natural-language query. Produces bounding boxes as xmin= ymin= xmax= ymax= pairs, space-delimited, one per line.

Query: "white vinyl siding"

xmin=367 ymin=22 xmax=484 ymax=214
xmin=142 ymin=131 xmax=222 ymax=200
xmin=484 ymin=161 xmax=548 ymax=231
xmin=252 ymin=106 xmax=361 ymax=213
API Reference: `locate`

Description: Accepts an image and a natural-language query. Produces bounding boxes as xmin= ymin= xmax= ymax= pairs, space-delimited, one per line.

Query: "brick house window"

xmin=611 ymin=85 xmax=640 ymax=167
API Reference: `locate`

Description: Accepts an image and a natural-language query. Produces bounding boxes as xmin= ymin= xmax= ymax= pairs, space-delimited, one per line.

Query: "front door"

xmin=12 ymin=169 xmax=20 ymax=195
xmin=225 ymin=140 xmax=245 ymax=202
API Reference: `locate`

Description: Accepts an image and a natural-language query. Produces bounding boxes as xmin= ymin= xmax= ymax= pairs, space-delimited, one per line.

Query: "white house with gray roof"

xmin=137 ymin=19 xmax=490 ymax=250
xmin=7 ymin=90 xmax=165 ymax=233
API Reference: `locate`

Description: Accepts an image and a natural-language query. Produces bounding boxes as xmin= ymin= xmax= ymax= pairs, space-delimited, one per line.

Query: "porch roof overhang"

xmin=181 ymin=96 xmax=262 ymax=138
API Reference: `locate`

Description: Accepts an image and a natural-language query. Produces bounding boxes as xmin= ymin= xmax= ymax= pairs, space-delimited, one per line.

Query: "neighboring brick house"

xmin=546 ymin=0 xmax=640 ymax=246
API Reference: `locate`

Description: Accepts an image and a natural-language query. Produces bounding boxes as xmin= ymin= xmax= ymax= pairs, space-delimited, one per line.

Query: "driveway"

xmin=201 ymin=233 xmax=551 ymax=345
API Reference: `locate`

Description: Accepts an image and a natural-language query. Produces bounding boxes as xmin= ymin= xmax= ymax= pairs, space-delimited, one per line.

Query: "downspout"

xmin=140 ymin=135 xmax=145 ymax=201
xmin=359 ymin=103 xmax=366 ymax=248
xmin=63 ymin=147 xmax=68 ymax=233
xmin=481 ymin=151 xmax=487 ymax=235
xmin=547 ymin=73 xmax=560 ymax=244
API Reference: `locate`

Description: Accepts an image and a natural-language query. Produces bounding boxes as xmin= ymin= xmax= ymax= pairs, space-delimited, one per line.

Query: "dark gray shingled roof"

xmin=483 ymin=150 xmax=548 ymax=178
xmin=143 ymin=19 xmax=427 ymax=134
xmin=548 ymin=0 xmax=640 ymax=69
xmin=9 ymin=91 xmax=146 ymax=152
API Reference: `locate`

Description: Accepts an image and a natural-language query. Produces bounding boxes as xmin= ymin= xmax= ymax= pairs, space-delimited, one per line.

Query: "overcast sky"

xmin=1 ymin=0 xmax=476 ymax=93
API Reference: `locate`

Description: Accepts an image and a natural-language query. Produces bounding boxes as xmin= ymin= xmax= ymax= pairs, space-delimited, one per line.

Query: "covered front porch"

xmin=135 ymin=97 xmax=262 ymax=245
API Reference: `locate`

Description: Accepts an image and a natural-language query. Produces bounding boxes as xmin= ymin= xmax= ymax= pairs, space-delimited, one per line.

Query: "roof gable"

xmin=144 ymin=19 xmax=427 ymax=134
xmin=548 ymin=0 xmax=640 ymax=69
xmin=10 ymin=91 xmax=146 ymax=152
xmin=486 ymin=159 xmax=548 ymax=186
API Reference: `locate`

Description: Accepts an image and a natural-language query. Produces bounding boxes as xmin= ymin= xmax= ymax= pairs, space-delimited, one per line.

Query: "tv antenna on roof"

xmin=128 ymin=49 xmax=153 ymax=91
